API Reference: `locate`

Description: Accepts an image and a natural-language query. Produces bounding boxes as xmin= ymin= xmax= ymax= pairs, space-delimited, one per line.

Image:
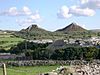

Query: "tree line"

xmin=0 ymin=41 xmax=100 ymax=61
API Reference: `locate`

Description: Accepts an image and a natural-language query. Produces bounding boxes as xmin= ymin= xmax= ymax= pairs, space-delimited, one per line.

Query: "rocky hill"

xmin=20 ymin=24 xmax=48 ymax=32
xmin=16 ymin=24 xmax=64 ymax=40
xmin=15 ymin=23 xmax=99 ymax=40
xmin=56 ymin=23 xmax=87 ymax=33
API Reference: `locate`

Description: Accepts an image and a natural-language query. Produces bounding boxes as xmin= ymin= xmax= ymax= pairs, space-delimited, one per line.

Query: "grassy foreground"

xmin=0 ymin=65 xmax=58 ymax=75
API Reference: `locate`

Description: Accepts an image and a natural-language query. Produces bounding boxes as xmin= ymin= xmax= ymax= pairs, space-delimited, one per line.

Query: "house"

xmin=29 ymin=39 xmax=53 ymax=43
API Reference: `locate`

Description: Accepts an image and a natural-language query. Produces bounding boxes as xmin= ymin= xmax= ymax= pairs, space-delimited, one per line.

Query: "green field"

xmin=0 ymin=66 xmax=58 ymax=75
xmin=0 ymin=32 xmax=24 ymax=50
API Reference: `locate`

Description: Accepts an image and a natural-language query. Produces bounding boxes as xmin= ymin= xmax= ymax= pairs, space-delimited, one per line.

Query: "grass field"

xmin=0 ymin=33 xmax=24 ymax=50
xmin=0 ymin=66 xmax=58 ymax=75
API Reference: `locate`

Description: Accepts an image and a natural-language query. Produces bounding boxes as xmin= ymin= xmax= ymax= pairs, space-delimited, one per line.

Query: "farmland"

xmin=0 ymin=65 xmax=58 ymax=75
xmin=0 ymin=32 xmax=24 ymax=50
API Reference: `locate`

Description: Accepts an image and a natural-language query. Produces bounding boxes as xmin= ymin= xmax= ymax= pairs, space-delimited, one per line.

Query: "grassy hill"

xmin=55 ymin=23 xmax=98 ymax=38
xmin=15 ymin=23 xmax=99 ymax=40
xmin=16 ymin=24 xmax=67 ymax=40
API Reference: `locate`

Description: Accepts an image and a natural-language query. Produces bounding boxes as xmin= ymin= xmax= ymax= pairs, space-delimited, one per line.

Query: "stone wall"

xmin=0 ymin=60 xmax=100 ymax=67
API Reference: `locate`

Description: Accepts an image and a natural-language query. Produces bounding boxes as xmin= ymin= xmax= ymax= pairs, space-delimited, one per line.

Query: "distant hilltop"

xmin=56 ymin=22 xmax=87 ymax=33
xmin=1 ymin=22 xmax=100 ymax=40
xmin=20 ymin=22 xmax=87 ymax=32
xmin=20 ymin=24 xmax=48 ymax=32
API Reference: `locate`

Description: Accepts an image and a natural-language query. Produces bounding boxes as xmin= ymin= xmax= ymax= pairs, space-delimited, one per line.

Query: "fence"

xmin=0 ymin=63 xmax=7 ymax=75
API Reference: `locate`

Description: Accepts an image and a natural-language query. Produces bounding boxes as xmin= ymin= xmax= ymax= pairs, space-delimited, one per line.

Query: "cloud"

xmin=0 ymin=6 xmax=32 ymax=16
xmin=30 ymin=11 xmax=41 ymax=20
xmin=57 ymin=6 xmax=72 ymax=19
xmin=80 ymin=0 xmax=89 ymax=4
xmin=57 ymin=0 xmax=99 ymax=19
xmin=8 ymin=7 xmax=18 ymax=16
xmin=16 ymin=18 xmax=39 ymax=27
xmin=22 ymin=6 xmax=32 ymax=15
xmin=70 ymin=5 xmax=95 ymax=16
xmin=80 ymin=0 xmax=100 ymax=9
xmin=0 ymin=7 xmax=18 ymax=16
xmin=57 ymin=5 xmax=95 ymax=18
xmin=0 ymin=6 xmax=41 ymax=26
xmin=16 ymin=18 xmax=33 ymax=26
xmin=16 ymin=11 xmax=41 ymax=26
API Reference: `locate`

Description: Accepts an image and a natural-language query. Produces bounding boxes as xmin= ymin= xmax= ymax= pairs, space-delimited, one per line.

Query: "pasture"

xmin=0 ymin=66 xmax=58 ymax=75
xmin=0 ymin=32 xmax=24 ymax=50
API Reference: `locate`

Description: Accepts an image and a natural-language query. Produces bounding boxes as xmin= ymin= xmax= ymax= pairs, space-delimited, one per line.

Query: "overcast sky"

xmin=0 ymin=0 xmax=100 ymax=31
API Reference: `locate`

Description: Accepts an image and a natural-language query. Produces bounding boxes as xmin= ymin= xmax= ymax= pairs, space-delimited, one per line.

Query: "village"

xmin=1 ymin=36 xmax=100 ymax=60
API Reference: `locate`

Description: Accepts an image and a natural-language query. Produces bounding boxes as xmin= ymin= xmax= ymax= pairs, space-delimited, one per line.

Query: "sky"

xmin=0 ymin=0 xmax=100 ymax=31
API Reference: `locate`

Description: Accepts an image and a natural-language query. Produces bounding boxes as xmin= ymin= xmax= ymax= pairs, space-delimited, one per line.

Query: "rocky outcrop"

xmin=41 ymin=63 xmax=100 ymax=75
